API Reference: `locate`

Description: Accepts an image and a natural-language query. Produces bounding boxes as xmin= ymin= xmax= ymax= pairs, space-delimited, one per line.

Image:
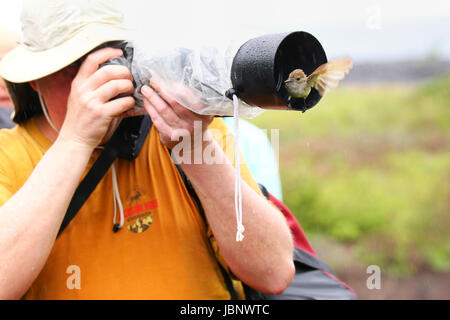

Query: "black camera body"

xmin=99 ymin=41 xmax=137 ymax=101
xmin=98 ymin=41 xmax=151 ymax=161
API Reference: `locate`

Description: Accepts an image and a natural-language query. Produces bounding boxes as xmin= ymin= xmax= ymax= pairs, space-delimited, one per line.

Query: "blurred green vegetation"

xmin=250 ymin=75 xmax=450 ymax=275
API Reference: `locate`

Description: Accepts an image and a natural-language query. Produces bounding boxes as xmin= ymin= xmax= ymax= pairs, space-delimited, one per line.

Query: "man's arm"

xmin=0 ymin=139 xmax=93 ymax=299
xmin=142 ymin=79 xmax=295 ymax=295
xmin=180 ymin=134 xmax=295 ymax=294
xmin=0 ymin=47 xmax=135 ymax=299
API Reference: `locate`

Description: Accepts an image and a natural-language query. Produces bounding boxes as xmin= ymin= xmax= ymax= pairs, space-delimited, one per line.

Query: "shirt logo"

xmin=124 ymin=187 xmax=158 ymax=234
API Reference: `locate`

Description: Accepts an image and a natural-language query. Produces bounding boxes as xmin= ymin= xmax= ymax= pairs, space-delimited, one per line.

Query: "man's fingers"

xmin=102 ymin=96 xmax=135 ymax=118
xmin=96 ymin=79 xmax=134 ymax=103
xmin=147 ymin=79 xmax=195 ymax=121
xmin=88 ymin=65 xmax=133 ymax=90
xmin=148 ymin=78 xmax=176 ymax=105
xmin=149 ymin=77 xmax=205 ymax=116
xmin=76 ymin=47 xmax=123 ymax=80
xmin=141 ymin=79 xmax=214 ymax=150
xmin=149 ymin=79 xmax=213 ymax=128
xmin=141 ymin=85 xmax=181 ymax=127
xmin=143 ymin=98 xmax=174 ymax=139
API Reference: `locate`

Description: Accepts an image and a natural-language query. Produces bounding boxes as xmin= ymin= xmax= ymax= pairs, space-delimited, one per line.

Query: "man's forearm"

xmin=0 ymin=138 xmax=93 ymax=299
xmin=179 ymin=133 xmax=295 ymax=295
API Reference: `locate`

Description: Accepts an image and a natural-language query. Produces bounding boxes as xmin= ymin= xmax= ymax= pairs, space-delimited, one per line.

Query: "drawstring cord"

xmin=36 ymin=81 xmax=125 ymax=233
xmin=233 ymin=94 xmax=244 ymax=242
xmin=36 ymin=81 xmax=60 ymax=134
xmin=111 ymin=162 xmax=125 ymax=232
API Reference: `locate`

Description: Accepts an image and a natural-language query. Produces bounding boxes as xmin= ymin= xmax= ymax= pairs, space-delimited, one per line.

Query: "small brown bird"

xmin=284 ymin=57 xmax=353 ymax=101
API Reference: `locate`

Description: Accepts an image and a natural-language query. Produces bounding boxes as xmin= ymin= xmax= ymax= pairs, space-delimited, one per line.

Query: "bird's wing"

xmin=307 ymin=58 xmax=353 ymax=96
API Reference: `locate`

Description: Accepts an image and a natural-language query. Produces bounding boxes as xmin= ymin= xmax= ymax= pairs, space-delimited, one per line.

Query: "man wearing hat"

xmin=0 ymin=0 xmax=294 ymax=299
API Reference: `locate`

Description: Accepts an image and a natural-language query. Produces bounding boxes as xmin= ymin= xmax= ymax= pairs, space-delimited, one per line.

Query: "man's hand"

xmin=58 ymin=47 xmax=135 ymax=149
xmin=141 ymin=77 xmax=213 ymax=150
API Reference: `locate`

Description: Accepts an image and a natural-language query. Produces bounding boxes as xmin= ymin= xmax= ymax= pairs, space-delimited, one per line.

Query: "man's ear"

xmin=29 ymin=81 xmax=37 ymax=92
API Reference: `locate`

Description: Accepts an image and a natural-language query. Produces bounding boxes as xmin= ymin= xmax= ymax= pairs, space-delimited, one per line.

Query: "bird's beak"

xmin=284 ymin=79 xmax=292 ymax=84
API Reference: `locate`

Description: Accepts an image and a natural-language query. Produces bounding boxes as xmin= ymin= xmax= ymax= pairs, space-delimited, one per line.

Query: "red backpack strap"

xmin=265 ymin=191 xmax=356 ymax=298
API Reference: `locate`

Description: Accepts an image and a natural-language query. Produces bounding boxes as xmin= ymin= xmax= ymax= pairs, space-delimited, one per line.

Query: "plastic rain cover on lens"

xmin=128 ymin=41 xmax=264 ymax=119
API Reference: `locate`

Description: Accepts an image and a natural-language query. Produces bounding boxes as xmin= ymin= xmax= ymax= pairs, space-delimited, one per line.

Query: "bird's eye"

xmin=296 ymin=78 xmax=301 ymax=81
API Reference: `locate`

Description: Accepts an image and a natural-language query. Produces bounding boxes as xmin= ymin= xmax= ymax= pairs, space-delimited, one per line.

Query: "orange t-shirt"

xmin=0 ymin=117 xmax=263 ymax=299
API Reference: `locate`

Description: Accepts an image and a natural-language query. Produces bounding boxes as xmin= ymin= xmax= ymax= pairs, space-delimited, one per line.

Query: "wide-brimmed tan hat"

xmin=0 ymin=0 xmax=129 ymax=84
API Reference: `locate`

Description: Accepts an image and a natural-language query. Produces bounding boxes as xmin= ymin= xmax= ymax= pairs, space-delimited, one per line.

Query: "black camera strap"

xmin=173 ymin=161 xmax=238 ymax=300
xmin=57 ymin=115 xmax=152 ymax=237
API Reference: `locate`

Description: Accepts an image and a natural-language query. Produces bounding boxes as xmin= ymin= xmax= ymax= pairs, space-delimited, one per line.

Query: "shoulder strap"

xmin=173 ymin=162 xmax=238 ymax=300
xmin=58 ymin=142 xmax=118 ymax=237
xmin=57 ymin=115 xmax=152 ymax=237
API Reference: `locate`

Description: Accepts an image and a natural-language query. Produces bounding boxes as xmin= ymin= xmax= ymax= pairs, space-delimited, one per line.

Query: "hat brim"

xmin=0 ymin=23 xmax=129 ymax=83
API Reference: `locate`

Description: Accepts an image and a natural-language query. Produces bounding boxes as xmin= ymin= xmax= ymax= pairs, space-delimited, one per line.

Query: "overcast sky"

xmin=1 ymin=0 xmax=449 ymax=62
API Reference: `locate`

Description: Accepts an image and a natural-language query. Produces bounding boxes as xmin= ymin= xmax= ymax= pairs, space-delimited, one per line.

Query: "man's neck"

xmin=35 ymin=115 xmax=59 ymax=143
